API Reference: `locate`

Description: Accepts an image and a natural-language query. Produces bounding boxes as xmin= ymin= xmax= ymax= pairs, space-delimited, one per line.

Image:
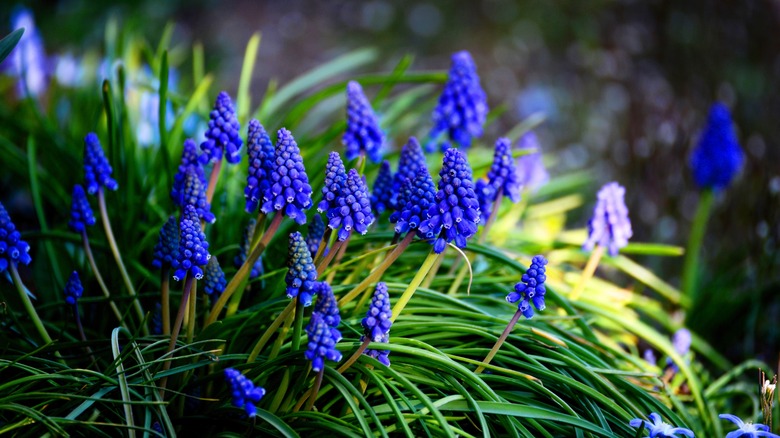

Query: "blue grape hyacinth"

xmin=506 ymin=255 xmax=548 ymax=319
xmin=318 ymin=152 xmax=348 ymax=214
xmin=515 ymin=132 xmax=549 ymax=192
xmin=361 ymin=282 xmax=392 ymax=366
xmin=8 ymin=8 xmax=47 ymax=98
xmin=260 ymin=128 xmax=313 ymax=225
xmin=173 ymin=205 xmax=210 ymax=281
xmin=83 ymin=133 xmax=118 ymax=195
xmin=486 ymin=138 xmax=522 ymax=203
xmin=0 ymin=202 xmax=32 ymax=273
xmin=200 ymin=91 xmax=242 ymax=165
xmin=176 ymin=167 xmax=216 ymax=223
xmin=171 ymin=139 xmax=205 ymax=204
xmin=370 ymin=160 xmax=394 ymax=215
xmin=203 ymin=257 xmax=227 ymax=304
xmin=583 ymin=182 xmax=633 ymax=256
xmin=152 ymin=216 xmax=179 ymax=270
xmin=343 ymin=81 xmax=384 ymax=162
xmin=64 ymin=271 xmax=83 ymax=305
xmin=690 ymin=103 xmax=743 ymax=191
xmin=305 ymin=312 xmax=343 ymax=372
xmin=391 ymin=137 xmax=427 ymax=209
xmin=307 ymin=214 xmax=327 ymax=258
xmin=391 ymin=169 xmax=437 ymax=236
xmin=286 ymin=232 xmax=318 ymax=307
xmin=313 ymin=282 xmax=340 ymax=327
xmin=224 ymin=368 xmax=266 ymax=418
xmin=327 ymin=169 xmax=375 ymax=241
xmin=719 ymin=414 xmax=779 ymax=438
xmin=629 ymin=413 xmax=694 ymax=437
xmin=233 ymin=219 xmax=264 ymax=280
xmin=68 ymin=184 xmax=96 ymax=233
xmin=244 ymin=120 xmax=276 ymax=213
xmin=474 ymin=178 xmax=496 ymax=224
xmin=418 ymin=149 xmax=481 ymax=253
xmin=427 ymin=51 xmax=488 ymax=152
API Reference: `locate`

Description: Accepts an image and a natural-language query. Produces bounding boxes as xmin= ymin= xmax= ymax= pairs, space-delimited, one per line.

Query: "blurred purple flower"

xmin=582 ymin=182 xmax=632 ymax=256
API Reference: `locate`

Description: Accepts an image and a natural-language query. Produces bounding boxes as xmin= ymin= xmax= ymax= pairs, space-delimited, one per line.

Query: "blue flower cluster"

xmin=515 ymin=132 xmax=548 ymax=192
xmin=629 ymin=413 xmax=694 ymax=437
xmin=152 ymin=216 xmax=179 ymax=270
xmin=200 ymin=91 xmax=242 ymax=165
xmin=286 ymin=232 xmax=318 ymax=306
xmin=391 ymin=169 xmax=437 ymax=236
xmin=8 ymin=8 xmax=47 ymax=98
xmin=326 ymin=169 xmax=374 ymax=242
xmin=370 ymin=161 xmax=394 ymax=215
xmin=313 ymin=282 xmax=341 ymax=328
xmin=690 ymin=103 xmax=743 ymax=191
xmin=244 ymin=119 xmax=276 ymax=213
xmin=361 ymin=282 xmax=392 ymax=366
xmin=343 ymin=81 xmax=383 ymax=162
xmin=173 ymin=205 xmax=211 ymax=281
xmin=306 ymin=214 xmax=326 ymax=258
xmin=0 ymin=202 xmax=32 ymax=273
xmin=64 ymin=271 xmax=83 ymax=305
xmin=427 ymin=51 xmax=488 ymax=151
xmin=391 ymin=137 xmax=427 ymax=209
xmin=474 ymin=178 xmax=495 ymax=224
xmin=233 ymin=218 xmax=264 ymax=280
xmin=304 ymin=312 xmax=343 ymax=372
xmin=486 ymin=138 xmax=522 ymax=203
xmin=506 ymin=255 xmax=548 ymax=319
xmin=224 ymin=368 xmax=266 ymax=418
xmin=318 ymin=152 xmax=348 ymax=214
xmin=83 ymin=133 xmax=118 ymax=195
xmin=260 ymin=128 xmax=313 ymax=225
xmin=171 ymin=139 xmax=205 ymax=204
xmin=720 ymin=414 xmax=779 ymax=438
xmin=68 ymin=184 xmax=95 ymax=233
xmin=582 ymin=182 xmax=633 ymax=256
xmin=175 ymin=167 xmax=215 ymax=223
xmin=418 ymin=149 xmax=481 ymax=253
xmin=203 ymin=257 xmax=226 ymax=303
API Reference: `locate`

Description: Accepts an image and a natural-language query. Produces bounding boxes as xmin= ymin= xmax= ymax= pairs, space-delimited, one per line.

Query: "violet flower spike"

xmin=690 ymin=103 xmax=743 ymax=191
xmin=176 ymin=166 xmax=216 ymax=223
xmin=582 ymin=182 xmax=633 ymax=257
xmin=506 ymin=255 xmax=548 ymax=319
xmin=361 ymin=282 xmax=392 ymax=366
xmin=486 ymin=137 xmax=522 ymax=203
xmin=313 ymin=282 xmax=341 ymax=328
xmin=0 ymin=202 xmax=32 ymax=273
xmin=629 ymin=413 xmax=694 ymax=437
xmin=304 ymin=312 xmax=343 ymax=372
xmin=151 ymin=216 xmax=179 ymax=270
xmin=370 ymin=160 xmax=394 ymax=215
xmin=391 ymin=169 xmax=437 ymax=236
xmin=68 ymin=184 xmax=96 ymax=233
xmin=200 ymin=91 xmax=242 ymax=165
xmin=418 ymin=148 xmax=481 ymax=253
xmin=171 ymin=139 xmax=205 ymax=204
xmin=8 ymin=8 xmax=48 ymax=98
xmin=203 ymin=257 xmax=227 ymax=304
xmin=172 ymin=205 xmax=210 ymax=281
xmin=391 ymin=137 xmax=427 ymax=210
xmin=64 ymin=271 xmax=84 ymax=306
xmin=83 ymin=133 xmax=118 ymax=195
xmin=260 ymin=128 xmax=314 ymax=225
xmin=318 ymin=151 xmax=348 ymax=214
xmin=326 ymin=168 xmax=375 ymax=241
xmin=286 ymin=232 xmax=318 ymax=306
xmin=244 ymin=119 xmax=275 ymax=213
xmin=515 ymin=132 xmax=549 ymax=192
xmin=224 ymin=368 xmax=266 ymax=418
xmin=343 ymin=81 xmax=384 ymax=162
xmin=306 ymin=214 xmax=327 ymax=258
xmin=234 ymin=218 xmax=264 ymax=280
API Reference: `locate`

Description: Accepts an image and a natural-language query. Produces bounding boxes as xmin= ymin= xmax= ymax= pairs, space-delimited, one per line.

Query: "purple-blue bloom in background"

xmin=426 ymin=51 xmax=488 ymax=152
xmin=200 ymin=91 xmax=242 ymax=165
xmin=64 ymin=271 xmax=83 ymax=305
xmin=175 ymin=167 xmax=215 ymax=223
xmin=690 ymin=103 xmax=743 ymax=191
xmin=244 ymin=120 xmax=276 ymax=213
xmin=7 ymin=8 xmax=48 ymax=98
xmin=152 ymin=216 xmax=179 ymax=270
xmin=343 ymin=81 xmax=384 ymax=162
xmin=486 ymin=137 xmax=522 ymax=203
xmin=68 ymin=184 xmax=95 ymax=233
xmin=83 ymin=133 xmax=118 ymax=195
xmin=203 ymin=256 xmax=227 ymax=304
xmin=582 ymin=182 xmax=632 ymax=257
xmin=370 ymin=160 xmax=394 ymax=215
xmin=313 ymin=282 xmax=340 ymax=328
xmin=391 ymin=137 xmax=427 ymax=210
xmin=224 ymin=368 xmax=266 ymax=418
xmin=233 ymin=218 xmax=264 ymax=280
xmin=260 ymin=128 xmax=313 ymax=225
xmin=0 ymin=202 xmax=32 ymax=273
xmin=515 ymin=132 xmax=549 ymax=192
xmin=629 ymin=413 xmax=694 ymax=437
xmin=306 ymin=214 xmax=327 ymax=258
xmin=171 ymin=139 xmax=205 ymax=205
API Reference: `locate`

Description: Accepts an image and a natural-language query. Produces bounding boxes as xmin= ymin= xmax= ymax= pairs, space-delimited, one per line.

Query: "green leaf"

xmin=0 ymin=28 xmax=24 ymax=65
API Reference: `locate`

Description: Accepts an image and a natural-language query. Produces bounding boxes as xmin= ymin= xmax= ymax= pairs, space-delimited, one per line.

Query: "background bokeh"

xmin=2 ymin=0 xmax=779 ymax=363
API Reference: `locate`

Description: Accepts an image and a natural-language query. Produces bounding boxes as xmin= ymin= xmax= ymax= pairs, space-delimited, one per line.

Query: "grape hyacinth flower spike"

xmin=327 ymin=168 xmax=374 ymax=242
xmin=173 ymin=204 xmax=211 ymax=282
xmin=307 ymin=214 xmax=327 ymax=258
xmin=171 ymin=139 xmax=204 ymax=205
xmin=370 ymin=160 xmax=394 ymax=215
xmin=361 ymin=282 xmax=392 ymax=366
xmin=244 ymin=120 xmax=275 ymax=213
xmin=8 ymin=8 xmax=48 ymax=98
xmin=479 ymin=137 xmax=522 ymax=226
xmin=683 ymin=103 xmax=744 ymax=300
xmin=233 ymin=218 xmax=264 ymax=281
xmin=318 ymin=151 xmax=348 ymax=215
xmin=391 ymin=169 xmax=437 ymax=237
xmin=426 ymin=51 xmax=488 ymax=152
xmin=83 ymin=132 xmax=118 ymax=195
xmin=515 ymin=132 xmax=549 ymax=193
xmin=629 ymin=413 xmax=694 ymax=437
xmin=391 ymin=137 xmax=427 ymax=210
xmin=313 ymin=282 xmax=341 ymax=327
xmin=286 ymin=232 xmax=318 ymax=307
xmin=224 ymin=368 xmax=266 ymax=418
xmin=64 ymin=270 xmax=83 ymax=306
xmin=203 ymin=257 xmax=227 ymax=306
xmin=175 ymin=166 xmax=216 ymax=223
xmin=475 ymin=178 xmax=495 ymax=224
xmin=343 ymin=81 xmax=384 ymax=162
xmin=200 ymin=91 xmax=242 ymax=165
xmin=719 ymin=414 xmax=779 ymax=438
xmin=304 ymin=312 xmax=343 ymax=373
xmin=152 ymin=216 xmax=180 ymax=270
xmin=583 ymin=182 xmax=632 ymax=257
xmin=68 ymin=184 xmax=95 ymax=233
xmin=419 ymin=148 xmax=481 ymax=254
xmin=260 ymin=128 xmax=313 ymax=225
xmin=476 ymin=255 xmax=548 ymax=373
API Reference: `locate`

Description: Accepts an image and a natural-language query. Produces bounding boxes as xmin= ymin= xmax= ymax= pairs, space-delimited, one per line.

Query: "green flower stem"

xmin=569 ymin=245 xmax=605 ymax=302
xmin=98 ymin=188 xmax=147 ymax=336
xmin=304 ymin=367 xmax=326 ymax=411
xmin=475 ymin=310 xmax=523 ymax=374
xmin=206 ymin=212 xmax=284 ymax=326
xmin=205 ymin=159 xmax=222 ymax=204
xmin=269 ymin=309 xmax=295 ymax=361
xmin=316 ymin=238 xmax=346 ymax=277
xmin=161 ymin=267 xmax=171 ymax=335
xmin=337 ymin=231 xmax=416 ymax=308
xmin=313 ymin=228 xmax=332 ymax=264
xmin=246 ymin=299 xmax=296 ymax=363
xmin=186 ymin=281 xmax=197 ymax=344
xmin=73 ymin=304 xmax=96 ymax=364
xmin=249 ymin=213 xmax=267 ymax=251
xmin=390 ymin=232 xmax=400 ymax=245
xmin=682 ymin=189 xmax=715 ymax=302
xmin=356 ymin=153 xmax=366 ymax=175
xmin=81 ymin=230 xmax=125 ymax=327
xmin=291 ymin=297 xmax=305 ymax=352
xmin=225 ymin=214 xmax=266 ymax=317
xmin=337 ymin=337 xmax=372 ymax=374
xmin=390 ymin=250 xmax=439 ymax=323
xmin=324 ymin=235 xmax=351 ymax=282
xmin=420 ymin=251 xmax=445 ymax=289
xmin=11 ymin=263 xmax=53 ymax=346
xmin=159 ymin=274 xmax=195 ymax=396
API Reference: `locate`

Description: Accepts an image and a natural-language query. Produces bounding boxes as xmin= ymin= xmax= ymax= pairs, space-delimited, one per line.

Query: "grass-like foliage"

xmin=0 ymin=19 xmax=775 ymax=438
